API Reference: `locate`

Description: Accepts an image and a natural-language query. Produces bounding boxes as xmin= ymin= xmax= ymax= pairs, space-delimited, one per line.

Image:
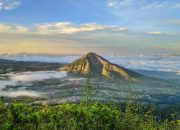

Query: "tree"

xmin=83 ymin=77 xmax=93 ymax=107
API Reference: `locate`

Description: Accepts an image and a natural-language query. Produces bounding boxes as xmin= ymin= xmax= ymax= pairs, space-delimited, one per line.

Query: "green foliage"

xmin=0 ymin=100 xmax=179 ymax=130
xmin=82 ymin=77 xmax=93 ymax=107
xmin=0 ymin=83 xmax=179 ymax=130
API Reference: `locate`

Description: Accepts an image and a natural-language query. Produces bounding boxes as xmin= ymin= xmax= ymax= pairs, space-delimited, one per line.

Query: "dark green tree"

xmin=83 ymin=77 xmax=93 ymax=107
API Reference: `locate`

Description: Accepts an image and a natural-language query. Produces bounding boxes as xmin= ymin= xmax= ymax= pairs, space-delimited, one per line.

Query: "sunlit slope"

xmin=59 ymin=52 xmax=144 ymax=81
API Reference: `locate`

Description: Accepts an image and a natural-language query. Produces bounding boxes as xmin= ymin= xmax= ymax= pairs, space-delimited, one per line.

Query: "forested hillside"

xmin=0 ymin=99 xmax=180 ymax=130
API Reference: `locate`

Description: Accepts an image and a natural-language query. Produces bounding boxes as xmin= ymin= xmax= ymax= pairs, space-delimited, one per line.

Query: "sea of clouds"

xmin=104 ymin=54 xmax=180 ymax=75
xmin=0 ymin=53 xmax=179 ymax=75
xmin=0 ymin=54 xmax=79 ymax=63
xmin=0 ymin=53 xmax=179 ymax=99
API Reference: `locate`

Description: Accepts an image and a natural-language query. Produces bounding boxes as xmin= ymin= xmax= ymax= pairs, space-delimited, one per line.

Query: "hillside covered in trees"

xmin=0 ymin=100 xmax=180 ymax=130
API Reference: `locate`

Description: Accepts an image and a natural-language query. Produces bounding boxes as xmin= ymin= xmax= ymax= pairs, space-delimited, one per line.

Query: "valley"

xmin=0 ymin=53 xmax=179 ymax=106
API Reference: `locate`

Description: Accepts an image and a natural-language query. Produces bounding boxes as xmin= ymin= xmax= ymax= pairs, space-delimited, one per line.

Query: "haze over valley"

xmin=0 ymin=52 xmax=179 ymax=105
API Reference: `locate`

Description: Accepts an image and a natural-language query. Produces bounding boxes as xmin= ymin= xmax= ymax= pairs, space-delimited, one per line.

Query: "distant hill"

xmin=0 ymin=59 xmax=64 ymax=73
xmin=59 ymin=52 xmax=144 ymax=81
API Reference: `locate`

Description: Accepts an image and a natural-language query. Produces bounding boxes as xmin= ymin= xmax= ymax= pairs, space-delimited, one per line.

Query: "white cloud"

xmin=0 ymin=0 xmax=22 ymax=10
xmin=0 ymin=23 xmax=29 ymax=33
xmin=3 ymin=90 xmax=42 ymax=97
xmin=107 ymin=0 xmax=119 ymax=8
xmin=117 ymin=0 xmax=134 ymax=7
xmin=172 ymin=3 xmax=180 ymax=8
xmin=0 ymin=54 xmax=79 ymax=63
xmin=0 ymin=71 xmax=68 ymax=97
xmin=147 ymin=32 xmax=163 ymax=35
xmin=0 ymin=71 xmax=68 ymax=95
xmin=36 ymin=22 xmax=127 ymax=35
xmin=140 ymin=1 xmax=169 ymax=10
xmin=107 ymin=0 xmax=180 ymax=10
xmin=107 ymin=0 xmax=134 ymax=8
xmin=0 ymin=22 xmax=127 ymax=35
xmin=146 ymin=31 xmax=177 ymax=36
xmin=9 ymin=71 xmax=67 ymax=82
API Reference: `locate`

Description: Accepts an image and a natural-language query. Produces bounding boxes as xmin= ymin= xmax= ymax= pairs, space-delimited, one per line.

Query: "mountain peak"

xmin=84 ymin=52 xmax=96 ymax=56
xmin=59 ymin=52 xmax=142 ymax=81
xmin=82 ymin=52 xmax=100 ymax=59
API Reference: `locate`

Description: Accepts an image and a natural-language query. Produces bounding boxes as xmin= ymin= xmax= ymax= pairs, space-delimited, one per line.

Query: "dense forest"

xmin=0 ymin=79 xmax=180 ymax=130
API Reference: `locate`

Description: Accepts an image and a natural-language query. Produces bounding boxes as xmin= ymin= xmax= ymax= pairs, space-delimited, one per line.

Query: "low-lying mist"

xmin=0 ymin=71 xmax=67 ymax=98
xmin=0 ymin=54 xmax=179 ymax=105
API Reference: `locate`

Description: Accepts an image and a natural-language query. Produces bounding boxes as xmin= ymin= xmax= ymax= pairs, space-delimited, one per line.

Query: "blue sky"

xmin=0 ymin=0 xmax=180 ymax=55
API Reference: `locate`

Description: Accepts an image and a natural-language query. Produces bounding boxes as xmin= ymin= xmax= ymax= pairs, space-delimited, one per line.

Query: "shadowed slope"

xmin=59 ymin=52 xmax=143 ymax=81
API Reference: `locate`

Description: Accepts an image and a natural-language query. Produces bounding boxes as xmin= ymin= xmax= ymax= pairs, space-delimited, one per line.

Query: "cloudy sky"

xmin=0 ymin=0 xmax=180 ymax=55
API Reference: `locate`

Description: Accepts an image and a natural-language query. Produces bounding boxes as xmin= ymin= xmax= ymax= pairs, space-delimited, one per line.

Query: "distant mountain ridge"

xmin=59 ymin=52 xmax=143 ymax=81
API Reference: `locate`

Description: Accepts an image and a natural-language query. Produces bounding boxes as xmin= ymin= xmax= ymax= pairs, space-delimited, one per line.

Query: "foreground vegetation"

xmin=0 ymin=79 xmax=180 ymax=130
xmin=0 ymin=100 xmax=180 ymax=130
